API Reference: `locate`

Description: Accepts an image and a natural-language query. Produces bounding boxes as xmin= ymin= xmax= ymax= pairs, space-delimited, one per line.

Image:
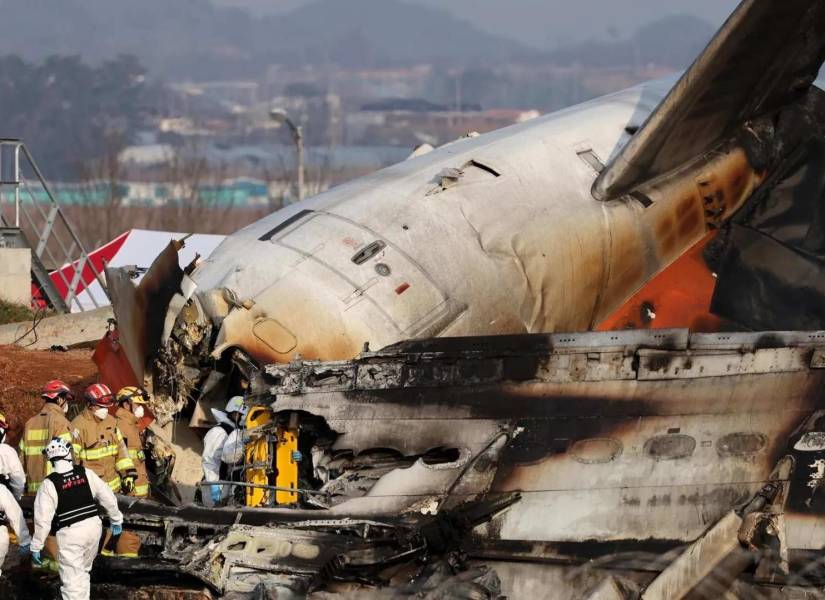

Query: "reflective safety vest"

xmin=114 ymin=408 xmax=149 ymax=498
xmin=19 ymin=403 xmax=73 ymax=494
xmin=70 ymin=410 xmax=134 ymax=492
xmin=46 ymin=466 xmax=98 ymax=531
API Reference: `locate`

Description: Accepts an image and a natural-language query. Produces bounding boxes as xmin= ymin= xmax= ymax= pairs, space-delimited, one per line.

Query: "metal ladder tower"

xmin=0 ymin=139 xmax=108 ymax=312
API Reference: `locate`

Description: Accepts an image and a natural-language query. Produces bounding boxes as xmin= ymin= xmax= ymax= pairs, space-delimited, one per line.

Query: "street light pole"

xmin=294 ymin=123 xmax=305 ymax=202
xmin=269 ymin=108 xmax=305 ymax=202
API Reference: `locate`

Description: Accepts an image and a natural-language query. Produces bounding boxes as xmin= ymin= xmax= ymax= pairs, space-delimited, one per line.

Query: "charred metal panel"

xmin=254 ymin=329 xmax=825 ymax=547
xmin=637 ymin=347 xmax=815 ymax=380
xmin=107 ymin=241 xmax=185 ymax=382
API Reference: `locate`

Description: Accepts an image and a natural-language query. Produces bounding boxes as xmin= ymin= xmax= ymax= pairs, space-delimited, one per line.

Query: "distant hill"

xmin=265 ymin=0 xmax=531 ymax=67
xmin=0 ymin=0 xmax=532 ymax=79
xmin=214 ymin=0 xmax=739 ymax=52
xmin=549 ymin=15 xmax=715 ymax=68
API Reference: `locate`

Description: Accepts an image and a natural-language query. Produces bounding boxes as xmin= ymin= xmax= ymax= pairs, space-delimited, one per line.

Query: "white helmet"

xmin=44 ymin=437 xmax=72 ymax=462
xmin=224 ymin=396 xmax=248 ymax=416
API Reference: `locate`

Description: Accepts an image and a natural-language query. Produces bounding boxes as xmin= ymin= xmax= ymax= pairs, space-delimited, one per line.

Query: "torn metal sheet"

xmin=107 ymin=239 xmax=185 ymax=382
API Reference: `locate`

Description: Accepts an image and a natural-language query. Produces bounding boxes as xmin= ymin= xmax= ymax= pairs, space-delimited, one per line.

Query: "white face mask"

xmin=52 ymin=457 xmax=73 ymax=474
xmin=93 ymin=407 xmax=109 ymax=421
xmin=133 ymin=405 xmax=145 ymax=419
xmin=62 ymin=402 xmax=69 ymax=414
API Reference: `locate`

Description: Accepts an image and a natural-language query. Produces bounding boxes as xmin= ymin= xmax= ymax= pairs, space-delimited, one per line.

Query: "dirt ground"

xmin=0 ymin=345 xmax=98 ymax=445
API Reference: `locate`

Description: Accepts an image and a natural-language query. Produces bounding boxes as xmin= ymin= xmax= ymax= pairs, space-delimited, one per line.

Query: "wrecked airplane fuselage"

xmin=135 ymin=95 xmax=768 ymax=425
xmin=103 ymin=327 xmax=825 ymax=597
xmin=95 ymin=2 xmax=825 ymax=597
xmin=104 ymin=0 xmax=825 ymax=428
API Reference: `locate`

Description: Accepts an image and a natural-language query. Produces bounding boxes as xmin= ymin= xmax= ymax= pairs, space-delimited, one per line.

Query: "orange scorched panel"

xmin=597 ymin=232 xmax=721 ymax=333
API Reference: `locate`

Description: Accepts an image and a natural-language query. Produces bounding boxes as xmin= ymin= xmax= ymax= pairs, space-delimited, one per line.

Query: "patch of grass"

xmin=0 ymin=299 xmax=34 ymax=325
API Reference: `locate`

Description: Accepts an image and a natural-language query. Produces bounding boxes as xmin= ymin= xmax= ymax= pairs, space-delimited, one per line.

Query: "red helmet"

xmin=42 ymin=380 xmax=73 ymax=401
xmin=84 ymin=383 xmax=114 ymax=407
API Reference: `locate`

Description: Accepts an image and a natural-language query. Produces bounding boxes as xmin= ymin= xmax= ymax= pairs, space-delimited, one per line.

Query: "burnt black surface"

xmin=379 ymin=333 xmax=553 ymax=357
xmin=140 ymin=242 xmax=185 ymax=360
xmin=710 ymin=91 xmax=825 ymax=330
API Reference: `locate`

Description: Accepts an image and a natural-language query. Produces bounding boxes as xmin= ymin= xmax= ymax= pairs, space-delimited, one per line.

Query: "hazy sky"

xmin=214 ymin=0 xmax=741 ymax=49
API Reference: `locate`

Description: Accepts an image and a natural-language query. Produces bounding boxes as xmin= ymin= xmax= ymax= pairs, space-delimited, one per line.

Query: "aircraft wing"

xmin=593 ymin=0 xmax=825 ymax=201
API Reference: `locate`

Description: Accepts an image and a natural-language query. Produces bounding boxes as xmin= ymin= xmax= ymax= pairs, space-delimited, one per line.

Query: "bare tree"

xmin=153 ymin=137 xmax=234 ymax=233
xmin=75 ymin=131 xmax=127 ymax=247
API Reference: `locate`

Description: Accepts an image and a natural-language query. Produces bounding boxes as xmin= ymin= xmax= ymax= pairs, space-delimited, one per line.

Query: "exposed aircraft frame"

xmin=85 ymin=328 xmax=825 ymax=598
xmin=88 ymin=1 xmax=825 ymax=597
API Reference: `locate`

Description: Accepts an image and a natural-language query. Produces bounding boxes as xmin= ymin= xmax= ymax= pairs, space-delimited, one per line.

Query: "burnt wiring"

xmin=12 ymin=304 xmax=50 ymax=348
xmin=199 ymin=472 xmax=825 ymax=502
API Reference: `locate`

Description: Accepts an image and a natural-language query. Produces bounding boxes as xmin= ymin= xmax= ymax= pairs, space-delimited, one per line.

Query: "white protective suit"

xmin=0 ymin=442 xmax=25 ymax=500
xmin=202 ymin=423 xmax=231 ymax=506
xmin=31 ymin=466 xmax=123 ymax=600
xmin=221 ymin=428 xmax=247 ymax=467
xmin=0 ymin=484 xmax=31 ymax=577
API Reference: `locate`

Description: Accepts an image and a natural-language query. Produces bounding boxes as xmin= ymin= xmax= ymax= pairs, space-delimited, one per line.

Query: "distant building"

xmin=347 ymin=104 xmax=540 ymax=147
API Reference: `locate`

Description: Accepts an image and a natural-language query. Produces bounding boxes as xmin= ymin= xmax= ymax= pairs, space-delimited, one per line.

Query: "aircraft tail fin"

xmin=593 ymin=0 xmax=825 ymax=201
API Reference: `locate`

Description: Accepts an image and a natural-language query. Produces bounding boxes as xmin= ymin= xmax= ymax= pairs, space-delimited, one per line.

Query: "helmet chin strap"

xmin=51 ymin=457 xmax=73 ymax=474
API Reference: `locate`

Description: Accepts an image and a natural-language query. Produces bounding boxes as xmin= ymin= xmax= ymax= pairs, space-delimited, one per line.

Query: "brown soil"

xmin=0 ymin=345 xmax=98 ymax=445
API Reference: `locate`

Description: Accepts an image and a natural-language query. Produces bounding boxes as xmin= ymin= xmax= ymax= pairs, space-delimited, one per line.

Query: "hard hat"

xmin=84 ymin=383 xmax=114 ymax=407
xmin=116 ymin=386 xmax=149 ymax=404
xmin=42 ymin=380 xmax=72 ymax=401
xmin=43 ymin=437 xmax=72 ymax=461
xmin=224 ymin=396 xmax=247 ymax=415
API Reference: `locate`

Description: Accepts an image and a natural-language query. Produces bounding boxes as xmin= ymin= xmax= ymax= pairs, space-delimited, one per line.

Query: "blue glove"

xmin=111 ymin=523 xmax=123 ymax=536
xmin=210 ymin=485 xmax=222 ymax=504
xmin=291 ymin=450 xmax=303 ymax=462
xmin=31 ymin=550 xmax=42 ymax=566
xmin=17 ymin=544 xmax=30 ymax=557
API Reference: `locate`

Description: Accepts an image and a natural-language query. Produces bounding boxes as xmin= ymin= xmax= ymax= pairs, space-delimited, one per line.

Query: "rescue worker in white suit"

xmin=0 ymin=483 xmax=31 ymax=578
xmin=30 ymin=437 xmax=123 ymax=600
xmin=201 ymin=396 xmax=247 ymax=506
xmin=0 ymin=412 xmax=25 ymax=500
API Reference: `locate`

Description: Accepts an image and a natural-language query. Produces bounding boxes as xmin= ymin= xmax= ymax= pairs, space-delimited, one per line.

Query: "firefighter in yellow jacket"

xmin=19 ymin=380 xmax=75 ymax=495
xmin=71 ymin=383 xmax=137 ymax=493
xmin=114 ymin=387 xmax=151 ymax=498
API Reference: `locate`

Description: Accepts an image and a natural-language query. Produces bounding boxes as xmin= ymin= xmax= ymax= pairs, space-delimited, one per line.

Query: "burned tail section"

xmin=594 ymin=0 xmax=825 ymax=202
xmin=592 ymin=0 xmax=825 ymax=332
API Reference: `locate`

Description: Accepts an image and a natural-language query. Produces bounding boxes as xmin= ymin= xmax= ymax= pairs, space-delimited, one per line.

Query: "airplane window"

xmin=717 ymin=432 xmax=767 ymax=457
xmin=644 ymin=434 xmax=696 ymax=461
